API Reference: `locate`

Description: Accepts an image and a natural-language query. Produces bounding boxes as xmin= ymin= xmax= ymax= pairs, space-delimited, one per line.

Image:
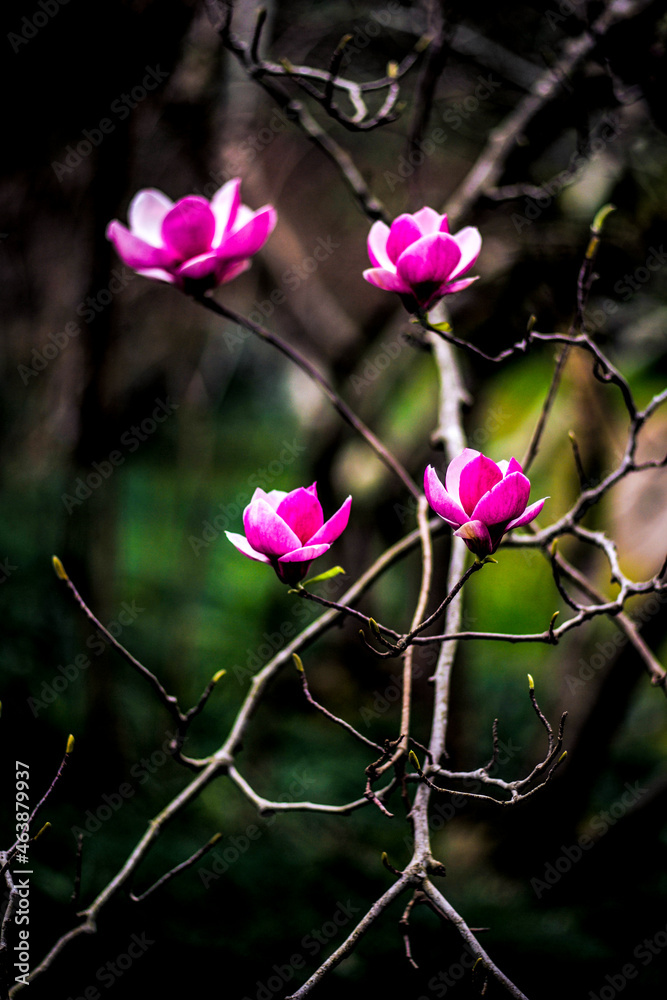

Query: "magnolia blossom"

xmin=106 ymin=178 xmax=276 ymax=292
xmin=225 ymin=483 xmax=352 ymax=586
xmin=363 ymin=207 xmax=481 ymax=312
xmin=424 ymin=449 xmax=547 ymax=557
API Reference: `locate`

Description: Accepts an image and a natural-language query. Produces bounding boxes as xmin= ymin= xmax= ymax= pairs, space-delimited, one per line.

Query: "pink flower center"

xmin=161 ymin=198 xmax=216 ymax=261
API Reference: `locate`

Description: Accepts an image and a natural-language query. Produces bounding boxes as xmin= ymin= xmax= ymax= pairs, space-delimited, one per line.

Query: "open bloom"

xmin=424 ymin=449 xmax=547 ymax=558
xmin=106 ymin=178 xmax=276 ymax=292
xmin=225 ymin=484 xmax=352 ymax=586
xmin=363 ymin=207 xmax=481 ymax=312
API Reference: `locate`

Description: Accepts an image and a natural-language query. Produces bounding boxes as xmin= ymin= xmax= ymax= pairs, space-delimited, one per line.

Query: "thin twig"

xmin=522 ymin=344 xmax=570 ymax=473
xmin=52 ymin=558 xmax=183 ymax=724
xmin=227 ymin=764 xmax=390 ymax=817
xmin=71 ymin=834 xmax=84 ymax=907
xmin=444 ymin=0 xmax=654 ymax=228
xmin=400 ymin=497 xmax=434 ymax=751
xmin=364 ymin=557 xmax=488 ymax=659
xmin=195 ymin=296 xmax=420 ymax=499
xmin=422 ymin=881 xmax=531 ymax=1000
xmin=129 ymin=834 xmax=223 ymax=903
xmin=294 ymin=654 xmax=384 ymax=752
xmin=284 ymin=875 xmax=413 ymax=999
xmin=26 ymin=736 xmax=74 ymax=833
xmin=399 ymin=891 xmax=423 ymax=969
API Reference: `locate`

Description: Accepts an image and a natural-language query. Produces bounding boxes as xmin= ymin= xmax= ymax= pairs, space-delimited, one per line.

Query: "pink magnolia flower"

xmin=106 ymin=178 xmax=276 ymax=293
xmin=424 ymin=449 xmax=547 ymax=558
xmin=363 ymin=207 xmax=481 ymax=312
xmin=225 ymin=483 xmax=352 ymax=586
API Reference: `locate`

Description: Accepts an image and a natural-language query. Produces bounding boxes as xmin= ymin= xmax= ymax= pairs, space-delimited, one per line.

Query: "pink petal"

xmin=128 ymin=189 xmax=173 ymax=244
xmin=177 ymin=251 xmax=220 ymax=282
xmin=256 ymin=488 xmax=288 ymax=511
xmin=458 ymin=455 xmax=503 ymax=517
xmin=367 ymin=221 xmax=392 ymax=269
xmin=454 ymin=520 xmax=493 ymax=557
xmin=362 ymin=267 xmax=412 ymax=294
xmin=161 ymin=197 xmax=216 ymax=259
xmin=449 ymin=226 xmax=482 ymax=279
xmin=211 ymin=178 xmax=241 ymax=244
xmin=441 ymin=277 xmax=478 ymax=295
xmin=396 ymin=233 xmax=462 ymax=288
xmin=276 ymin=488 xmax=324 ymax=545
xmin=217 ymin=206 xmax=276 ymax=261
xmin=243 ymin=497 xmax=301 ymax=557
xmin=424 ymin=465 xmax=467 ymax=526
xmin=412 ymin=207 xmax=446 ymax=235
xmin=106 ymin=220 xmax=177 ymax=271
xmin=278 ymin=543 xmax=331 ymax=564
xmin=445 ymin=449 xmax=481 ymax=501
xmin=506 ymin=497 xmax=547 ymax=531
xmin=505 ymin=457 xmax=523 ymax=476
xmin=386 ymin=215 xmax=424 ymax=264
xmin=225 ymin=531 xmax=272 ymax=564
xmin=471 ymin=472 xmax=531 ymax=526
xmin=215 ymin=259 xmax=252 ymax=286
xmin=135 ymin=268 xmax=178 ymax=285
xmin=309 ymin=495 xmax=352 ymax=546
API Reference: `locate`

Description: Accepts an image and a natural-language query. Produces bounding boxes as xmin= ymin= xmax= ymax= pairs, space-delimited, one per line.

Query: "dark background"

xmin=1 ymin=1 xmax=667 ymax=998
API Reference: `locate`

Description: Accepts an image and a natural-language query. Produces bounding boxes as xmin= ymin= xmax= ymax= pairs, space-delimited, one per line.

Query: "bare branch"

xmin=284 ymin=875 xmax=413 ymax=999
xmin=129 ymin=833 xmax=223 ymax=904
xmin=422 ymin=880 xmax=531 ymax=1000
xmin=195 ymin=295 xmax=420 ymax=499
xmin=444 ymin=0 xmax=654 ymax=228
